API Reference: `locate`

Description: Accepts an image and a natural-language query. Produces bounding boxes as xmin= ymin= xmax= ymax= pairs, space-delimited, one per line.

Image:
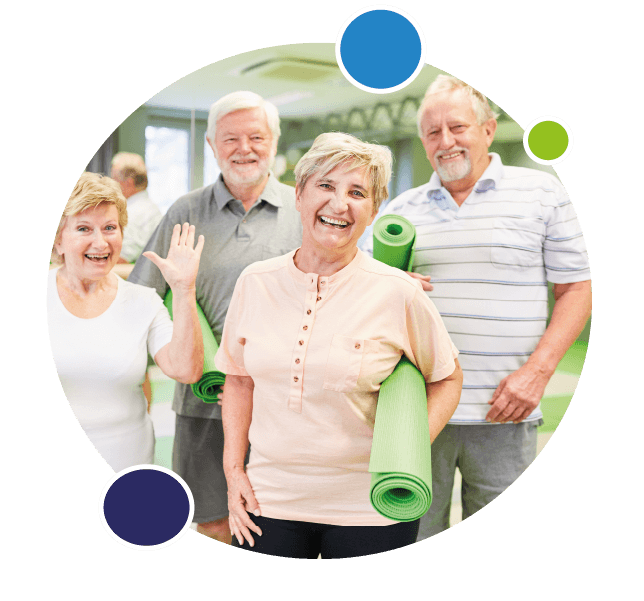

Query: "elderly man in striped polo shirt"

xmin=361 ymin=75 xmax=591 ymax=540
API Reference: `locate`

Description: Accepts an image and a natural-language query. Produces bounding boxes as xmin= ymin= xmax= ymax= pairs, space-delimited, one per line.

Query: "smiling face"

xmin=419 ymin=89 xmax=496 ymax=187
xmin=209 ymin=107 xmax=276 ymax=187
xmin=55 ymin=203 xmax=122 ymax=281
xmin=296 ymin=163 xmax=376 ymax=258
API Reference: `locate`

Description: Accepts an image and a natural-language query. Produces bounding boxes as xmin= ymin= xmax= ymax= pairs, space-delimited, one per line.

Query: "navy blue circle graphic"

xmin=340 ymin=10 xmax=422 ymax=90
xmin=103 ymin=469 xmax=190 ymax=546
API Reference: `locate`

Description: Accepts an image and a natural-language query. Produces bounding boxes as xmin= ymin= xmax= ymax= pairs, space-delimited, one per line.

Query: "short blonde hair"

xmin=51 ymin=172 xmax=128 ymax=265
xmin=294 ymin=132 xmax=392 ymax=213
xmin=417 ymin=75 xmax=500 ymax=136
xmin=111 ymin=151 xmax=148 ymax=189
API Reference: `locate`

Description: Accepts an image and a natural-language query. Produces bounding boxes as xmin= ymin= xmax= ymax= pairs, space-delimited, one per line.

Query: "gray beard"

xmin=435 ymin=154 xmax=472 ymax=183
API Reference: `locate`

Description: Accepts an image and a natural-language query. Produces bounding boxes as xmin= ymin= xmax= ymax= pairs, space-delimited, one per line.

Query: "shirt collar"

xmin=213 ymin=172 xmax=284 ymax=210
xmin=425 ymin=152 xmax=503 ymax=203
xmin=287 ymin=247 xmax=364 ymax=287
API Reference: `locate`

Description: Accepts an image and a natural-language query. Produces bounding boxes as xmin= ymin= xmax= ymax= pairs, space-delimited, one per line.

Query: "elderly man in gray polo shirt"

xmin=129 ymin=91 xmax=302 ymax=544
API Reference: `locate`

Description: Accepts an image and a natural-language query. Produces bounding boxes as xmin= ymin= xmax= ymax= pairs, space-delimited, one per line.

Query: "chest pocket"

xmin=491 ymin=217 xmax=545 ymax=270
xmin=323 ymin=335 xmax=382 ymax=393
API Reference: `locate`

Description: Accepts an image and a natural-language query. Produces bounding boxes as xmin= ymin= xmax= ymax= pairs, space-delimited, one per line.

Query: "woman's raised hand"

xmin=143 ymin=223 xmax=204 ymax=291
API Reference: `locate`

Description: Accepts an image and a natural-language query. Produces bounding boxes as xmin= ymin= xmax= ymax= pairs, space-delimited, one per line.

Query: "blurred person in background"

xmin=111 ymin=152 xmax=162 ymax=264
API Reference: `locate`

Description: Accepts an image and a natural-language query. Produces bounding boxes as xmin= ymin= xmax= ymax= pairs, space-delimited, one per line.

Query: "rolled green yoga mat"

xmin=369 ymin=216 xmax=431 ymax=521
xmin=372 ymin=214 xmax=416 ymax=271
xmin=369 ymin=356 xmax=432 ymax=521
xmin=163 ymin=290 xmax=225 ymax=403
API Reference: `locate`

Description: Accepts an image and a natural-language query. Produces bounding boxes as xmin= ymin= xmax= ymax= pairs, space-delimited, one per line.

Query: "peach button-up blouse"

xmin=215 ymin=249 xmax=458 ymax=526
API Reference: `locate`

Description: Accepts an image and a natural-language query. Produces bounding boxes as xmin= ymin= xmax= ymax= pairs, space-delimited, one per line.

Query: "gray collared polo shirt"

xmin=129 ymin=172 xmax=303 ymax=419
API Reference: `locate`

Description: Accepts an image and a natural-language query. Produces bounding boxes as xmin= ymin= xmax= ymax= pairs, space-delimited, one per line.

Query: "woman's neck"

xmin=293 ymin=243 xmax=358 ymax=276
xmin=56 ymin=265 xmax=114 ymax=298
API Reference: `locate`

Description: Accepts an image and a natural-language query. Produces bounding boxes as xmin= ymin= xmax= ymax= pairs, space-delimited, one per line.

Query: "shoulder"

xmin=357 ymin=252 xmax=423 ymax=295
xmin=128 ymin=194 xmax=162 ymax=220
xmin=139 ymin=192 xmax=162 ymax=215
xmin=273 ymin=178 xmax=296 ymax=199
xmin=497 ymin=165 xmax=567 ymax=203
xmin=118 ymin=278 xmax=164 ymax=306
xmin=237 ymin=252 xmax=292 ymax=282
xmin=164 ymin=184 xmax=216 ymax=218
xmin=382 ymin=183 xmax=432 ymax=214
xmin=267 ymin=177 xmax=298 ymax=211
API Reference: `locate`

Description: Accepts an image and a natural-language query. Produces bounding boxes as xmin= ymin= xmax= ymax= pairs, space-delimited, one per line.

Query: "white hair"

xmin=417 ymin=75 xmax=500 ymax=137
xmin=206 ymin=91 xmax=280 ymax=143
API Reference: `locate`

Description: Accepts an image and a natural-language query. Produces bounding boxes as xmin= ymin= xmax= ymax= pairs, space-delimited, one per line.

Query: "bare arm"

xmin=427 ymin=358 xmax=463 ymax=442
xmin=486 ymin=280 xmax=592 ymax=423
xmin=222 ymin=374 xmax=263 ymax=547
xmin=146 ymin=223 xmax=205 ymax=384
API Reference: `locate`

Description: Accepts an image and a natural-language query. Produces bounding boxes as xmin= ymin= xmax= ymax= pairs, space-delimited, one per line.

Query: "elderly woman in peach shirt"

xmin=215 ymin=132 xmax=462 ymax=558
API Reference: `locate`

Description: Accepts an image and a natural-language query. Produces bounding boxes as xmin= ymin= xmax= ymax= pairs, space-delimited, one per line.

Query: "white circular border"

xmin=99 ymin=464 xmax=195 ymax=550
xmin=523 ymin=115 xmax=574 ymax=166
xmin=335 ymin=5 xmax=426 ymax=94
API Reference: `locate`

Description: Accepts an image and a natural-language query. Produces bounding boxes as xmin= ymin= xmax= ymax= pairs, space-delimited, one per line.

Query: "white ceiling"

xmin=145 ymin=43 xmax=446 ymax=118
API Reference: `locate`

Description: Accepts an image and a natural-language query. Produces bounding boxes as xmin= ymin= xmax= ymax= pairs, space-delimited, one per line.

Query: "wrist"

xmin=224 ymin=462 xmax=245 ymax=478
xmin=169 ymin=284 xmax=197 ymax=297
xmin=524 ymin=355 xmax=557 ymax=380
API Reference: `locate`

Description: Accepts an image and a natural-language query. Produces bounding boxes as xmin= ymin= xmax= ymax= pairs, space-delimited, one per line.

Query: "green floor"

xmin=538 ymin=340 xmax=587 ymax=433
xmin=150 ymin=378 xmax=175 ymax=468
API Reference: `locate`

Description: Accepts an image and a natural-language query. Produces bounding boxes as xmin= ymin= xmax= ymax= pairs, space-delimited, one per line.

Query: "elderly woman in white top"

xmin=215 ymin=133 xmax=463 ymax=558
xmin=48 ymin=172 xmax=204 ymax=471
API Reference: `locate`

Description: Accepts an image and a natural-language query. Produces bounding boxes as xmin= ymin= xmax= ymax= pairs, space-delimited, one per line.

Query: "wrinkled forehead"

xmin=216 ymin=107 xmax=271 ymax=134
xmin=317 ymin=159 xmax=371 ymax=188
xmin=421 ymin=89 xmax=477 ymax=124
xmin=70 ymin=203 xmax=120 ymax=224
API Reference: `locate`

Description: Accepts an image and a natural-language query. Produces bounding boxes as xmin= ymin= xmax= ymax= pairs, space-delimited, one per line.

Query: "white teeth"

xmin=320 ymin=216 xmax=349 ymax=227
xmin=86 ymin=254 xmax=109 ymax=259
xmin=440 ymin=152 xmax=462 ymax=160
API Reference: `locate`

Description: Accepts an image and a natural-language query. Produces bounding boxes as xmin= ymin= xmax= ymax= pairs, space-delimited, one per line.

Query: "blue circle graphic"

xmin=340 ymin=10 xmax=422 ymax=90
xmin=103 ymin=469 xmax=190 ymax=546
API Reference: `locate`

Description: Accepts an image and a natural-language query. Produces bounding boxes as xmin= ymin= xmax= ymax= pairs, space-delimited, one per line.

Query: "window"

xmin=203 ymin=133 xmax=221 ymax=186
xmin=145 ymin=126 xmax=190 ymax=214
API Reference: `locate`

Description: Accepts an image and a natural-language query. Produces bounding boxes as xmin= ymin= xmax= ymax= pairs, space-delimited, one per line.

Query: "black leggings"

xmin=232 ymin=515 xmax=420 ymax=559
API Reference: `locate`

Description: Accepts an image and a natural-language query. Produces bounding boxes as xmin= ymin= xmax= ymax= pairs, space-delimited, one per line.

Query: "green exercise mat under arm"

xmin=163 ymin=290 xmax=225 ymax=403
xmin=368 ymin=356 xmax=432 ymax=522
xmin=372 ymin=214 xmax=416 ymax=271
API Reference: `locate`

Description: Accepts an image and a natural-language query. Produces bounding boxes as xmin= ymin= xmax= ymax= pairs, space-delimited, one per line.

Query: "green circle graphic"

xmin=527 ymin=120 xmax=569 ymax=160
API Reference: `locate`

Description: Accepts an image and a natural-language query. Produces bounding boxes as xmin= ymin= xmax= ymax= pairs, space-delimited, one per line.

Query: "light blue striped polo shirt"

xmin=361 ymin=154 xmax=590 ymax=423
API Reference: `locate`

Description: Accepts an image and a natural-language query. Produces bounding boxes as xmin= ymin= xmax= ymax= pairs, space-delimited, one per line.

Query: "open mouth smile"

xmin=439 ymin=151 xmax=464 ymax=161
xmin=85 ymin=253 xmax=110 ymax=262
xmin=319 ymin=216 xmax=350 ymax=229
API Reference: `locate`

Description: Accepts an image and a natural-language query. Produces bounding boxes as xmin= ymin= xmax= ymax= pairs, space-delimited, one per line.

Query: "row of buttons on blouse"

xmin=293 ymin=279 xmax=326 ymax=382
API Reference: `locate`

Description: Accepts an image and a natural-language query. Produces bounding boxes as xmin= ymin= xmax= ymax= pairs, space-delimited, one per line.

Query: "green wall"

xmin=116 ymin=107 xmax=148 ymax=156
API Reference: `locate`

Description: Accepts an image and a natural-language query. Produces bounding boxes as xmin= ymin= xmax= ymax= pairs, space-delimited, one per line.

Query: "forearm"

xmin=222 ymin=375 xmax=254 ymax=477
xmin=164 ymin=285 xmax=204 ymax=383
xmin=426 ymin=359 xmax=463 ymax=442
xmin=526 ymin=280 xmax=592 ymax=377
